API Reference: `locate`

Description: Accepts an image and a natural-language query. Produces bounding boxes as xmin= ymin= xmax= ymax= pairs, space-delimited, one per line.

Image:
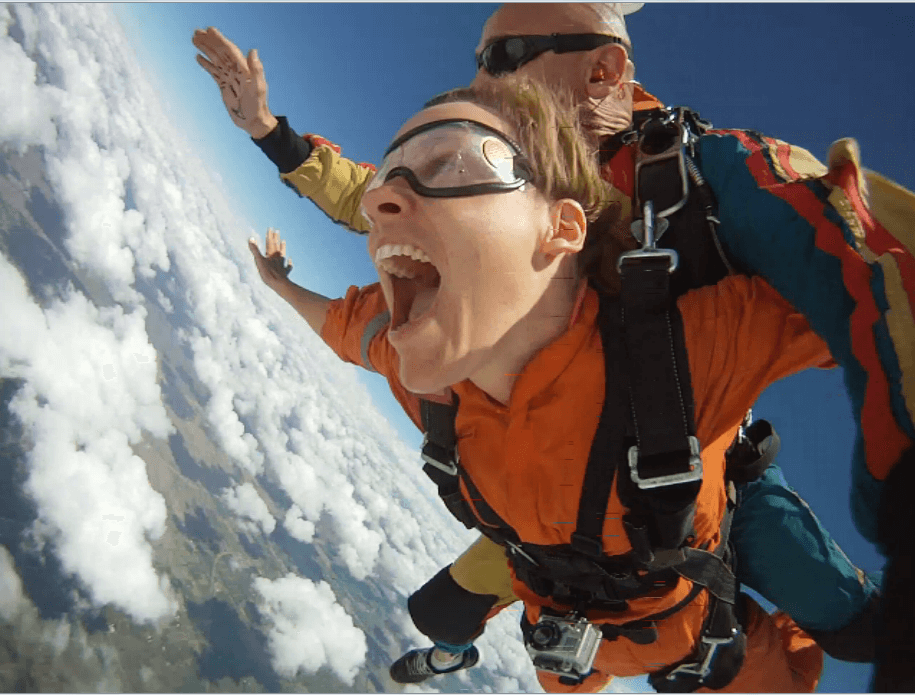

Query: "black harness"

xmin=418 ymin=107 xmax=778 ymax=692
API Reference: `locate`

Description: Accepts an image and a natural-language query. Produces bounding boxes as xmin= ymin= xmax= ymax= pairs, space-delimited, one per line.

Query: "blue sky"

xmin=111 ymin=4 xmax=915 ymax=692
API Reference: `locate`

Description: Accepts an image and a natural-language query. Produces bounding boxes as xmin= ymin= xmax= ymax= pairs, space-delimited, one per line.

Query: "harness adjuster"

xmin=571 ymin=532 xmax=604 ymax=559
xmin=660 ymin=628 xmax=739 ymax=685
xmin=618 ymin=200 xmax=679 ymax=273
xmin=420 ymin=433 xmax=458 ymax=476
xmin=634 ymin=111 xmax=691 ymax=220
xmin=628 ymin=436 xmax=702 ymax=490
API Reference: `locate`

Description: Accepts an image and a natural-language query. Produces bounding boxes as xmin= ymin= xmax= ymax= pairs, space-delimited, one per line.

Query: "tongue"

xmin=409 ymin=286 xmax=437 ymax=323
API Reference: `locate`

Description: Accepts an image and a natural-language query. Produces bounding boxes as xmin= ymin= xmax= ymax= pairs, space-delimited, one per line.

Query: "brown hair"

xmin=425 ymin=76 xmax=628 ymax=293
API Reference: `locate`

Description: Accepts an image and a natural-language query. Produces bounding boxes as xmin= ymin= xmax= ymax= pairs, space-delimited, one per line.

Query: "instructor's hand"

xmin=249 ymin=228 xmax=293 ymax=289
xmin=192 ymin=26 xmax=278 ymax=139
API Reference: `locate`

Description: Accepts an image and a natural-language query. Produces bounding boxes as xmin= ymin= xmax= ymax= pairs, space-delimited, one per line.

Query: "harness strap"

xmin=420 ymin=398 xmax=459 ymax=471
xmin=419 ymin=397 xmax=479 ymax=531
xmin=599 ymin=581 xmax=704 ymax=646
xmin=649 ymin=491 xmax=745 ymax=693
xmin=619 ymin=257 xmax=697 ymax=461
xmin=420 ymin=397 xmax=524 ymax=540
xmin=649 ymin=591 xmax=747 ymax=693
xmin=614 ymin=261 xmax=703 ymax=554
xmin=613 ymin=484 xmax=740 ymax=644
xmin=571 ymin=287 xmax=628 ymax=558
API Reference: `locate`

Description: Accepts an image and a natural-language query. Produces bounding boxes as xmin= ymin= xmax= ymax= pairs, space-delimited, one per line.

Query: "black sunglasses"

xmin=476 ymin=33 xmax=629 ymax=77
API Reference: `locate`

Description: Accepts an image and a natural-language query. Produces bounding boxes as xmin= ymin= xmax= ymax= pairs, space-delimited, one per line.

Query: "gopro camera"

xmin=525 ymin=612 xmax=602 ymax=681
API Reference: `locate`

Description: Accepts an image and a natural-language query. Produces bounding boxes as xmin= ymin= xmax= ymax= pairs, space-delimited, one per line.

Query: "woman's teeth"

xmin=374 ymin=243 xmax=434 ymax=278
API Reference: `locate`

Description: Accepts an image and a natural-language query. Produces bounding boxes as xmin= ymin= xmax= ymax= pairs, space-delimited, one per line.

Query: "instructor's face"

xmin=472 ymin=3 xmax=598 ymax=97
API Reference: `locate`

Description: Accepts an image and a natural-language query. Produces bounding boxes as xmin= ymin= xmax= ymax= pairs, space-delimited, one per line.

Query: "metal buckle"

xmin=663 ymin=629 xmax=738 ymax=683
xmin=628 ymin=436 xmax=702 ymax=490
xmin=618 ymin=248 xmax=679 ymax=273
xmin=618 ymin=200 xmax=679 ymax=273
xmin=634 ymin=113 xmax=691 ymax=220
xmin=506 ymin=540 xmax=540 ymax=567
xmin=420 ymin=433 xmax=459 ymax=476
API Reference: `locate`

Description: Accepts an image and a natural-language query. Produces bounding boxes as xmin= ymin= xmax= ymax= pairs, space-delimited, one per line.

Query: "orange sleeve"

xmin=679 ymin=275 xmax=837 ymax=449
xmin=319 ymin=283 xmax=425 ymax=430
xmin=320 ymin=283 xmax=393 ymax=373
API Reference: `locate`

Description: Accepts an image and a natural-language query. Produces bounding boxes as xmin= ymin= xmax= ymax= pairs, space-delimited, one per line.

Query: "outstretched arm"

xmin=698 ymin=132 xmax=915 ymax=546
xmin=193 ymin=26 xmax=278 ymax=139
xmin=193 ymin=27 xmax=373 ymax=234
xmin=249 ymin=228 xmax=330 ymax=335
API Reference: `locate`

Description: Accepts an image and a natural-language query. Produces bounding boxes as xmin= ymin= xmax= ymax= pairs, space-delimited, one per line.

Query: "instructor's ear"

xmin=585 ymin=44 xmax=628 ymax=100
xmin=542 ymin=199 xmax=587 ymax=259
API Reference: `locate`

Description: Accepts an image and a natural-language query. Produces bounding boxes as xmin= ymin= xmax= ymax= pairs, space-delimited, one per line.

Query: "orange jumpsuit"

xmin=320 ymin=274 xmax=833 ymax=691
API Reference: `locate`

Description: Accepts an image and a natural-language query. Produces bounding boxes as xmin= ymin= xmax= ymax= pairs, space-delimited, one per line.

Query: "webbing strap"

xmin=420 ymin=399 xmax=459 ymax=453
xmin=419 ymin=397 xmax=518 ymax=536
xmin=419 ymin=398 xmax=474 ymax=529
xmin=420 ymin=398 xmax=460 ymax=479
xmin=572 ymin=291 xmax=629 ymax=557
xmin=619 ymin=257 xmax=697 ymax=460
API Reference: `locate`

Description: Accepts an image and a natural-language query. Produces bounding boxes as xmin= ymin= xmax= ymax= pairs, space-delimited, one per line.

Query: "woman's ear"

xmin=542 ymin=199 xmax=587 ymax=259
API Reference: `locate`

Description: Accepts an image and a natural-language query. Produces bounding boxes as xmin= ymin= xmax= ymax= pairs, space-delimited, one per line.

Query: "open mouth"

xmin=374 ymin=244 xmax=442 ymax=334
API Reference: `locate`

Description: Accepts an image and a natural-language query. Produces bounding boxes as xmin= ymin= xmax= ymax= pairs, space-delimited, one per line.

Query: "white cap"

xmin=588 ymin=3 xmax=644 ymax=45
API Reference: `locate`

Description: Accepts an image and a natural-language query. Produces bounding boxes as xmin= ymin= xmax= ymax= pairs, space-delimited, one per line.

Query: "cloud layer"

xmin=0 ymin=4 xmax=652 ymax=690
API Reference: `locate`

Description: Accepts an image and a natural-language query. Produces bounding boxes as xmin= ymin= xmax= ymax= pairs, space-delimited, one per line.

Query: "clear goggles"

xmin=363 ymin=119 xmax=533 ymax=199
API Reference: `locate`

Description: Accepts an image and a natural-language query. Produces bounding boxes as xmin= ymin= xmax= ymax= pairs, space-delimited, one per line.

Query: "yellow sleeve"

xmin=280 ymin=138 xmax=375 ymax=234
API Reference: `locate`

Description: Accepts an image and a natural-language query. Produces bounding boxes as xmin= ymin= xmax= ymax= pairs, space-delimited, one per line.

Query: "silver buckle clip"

xmin=634 ymin=113 xmax=691 ymax=220
xmin=664 ymin=629 xmax=738 ymax=683
xmin=420 ymin=432 xmax=459 ymax=476
xmin=506 ymin=540 xmax=540 ymax=567
xmin=628 ymin=435 xmax=702 ymax=490
xmin=618 ymin=200 xmax=679 ymax=273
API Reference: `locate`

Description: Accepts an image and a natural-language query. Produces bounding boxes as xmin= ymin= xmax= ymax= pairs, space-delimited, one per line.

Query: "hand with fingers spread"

xmin=249 ymin=227 xmax=294 ymax=290
xmin=192 ymin=26 xmax=278 ymax=139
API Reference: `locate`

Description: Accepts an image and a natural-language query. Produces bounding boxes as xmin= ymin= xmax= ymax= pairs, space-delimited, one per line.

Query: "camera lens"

xmin=531 ymin=622 xmax=561 ymax=649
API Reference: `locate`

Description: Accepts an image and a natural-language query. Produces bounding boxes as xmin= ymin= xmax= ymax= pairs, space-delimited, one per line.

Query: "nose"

xmin=361 ymin=176 xmax=414 ymax=225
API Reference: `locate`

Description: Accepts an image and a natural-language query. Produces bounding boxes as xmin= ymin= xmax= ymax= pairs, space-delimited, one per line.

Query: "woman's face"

xmin=361 ymin=101 xmax=556 ymax=395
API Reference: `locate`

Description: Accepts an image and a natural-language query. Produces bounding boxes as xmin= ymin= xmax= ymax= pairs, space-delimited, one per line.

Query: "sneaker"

xmin=389 ymin=645 xmax=480 ymax=684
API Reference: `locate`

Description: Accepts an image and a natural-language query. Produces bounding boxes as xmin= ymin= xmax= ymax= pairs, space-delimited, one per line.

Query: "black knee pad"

xmin=408 ymin=565 xmax=500 ymax=645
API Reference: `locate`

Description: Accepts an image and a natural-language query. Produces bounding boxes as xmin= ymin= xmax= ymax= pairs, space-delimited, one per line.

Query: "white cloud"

xmin=283 ymin=504 xmax=315 ymax=543
xmin=220 ymin=482 xmax=276 ymax=536
xmin=0 ymin=4 xmax=660 ymax=690
xmin=254 ymin=574 xmax=367 ymax=685
xmin=0 ymin=5 xmax=60 ymax=150
xmin=0 ymin=546 xmax=28 ymax=621
xmin=0 ymin=259 xmax=176 ymax=623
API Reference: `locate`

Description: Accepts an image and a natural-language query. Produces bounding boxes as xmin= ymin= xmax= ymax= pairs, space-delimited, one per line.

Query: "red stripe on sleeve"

xmin=831 ymin=162 xmax=915 ymax=324
xmin=718 ymin=130 xmax=908 ymax=477
xmin=770 ymin=176 xmax=910 ymax=480
xmin=768 ymin=136 xmax=801 ymax=181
